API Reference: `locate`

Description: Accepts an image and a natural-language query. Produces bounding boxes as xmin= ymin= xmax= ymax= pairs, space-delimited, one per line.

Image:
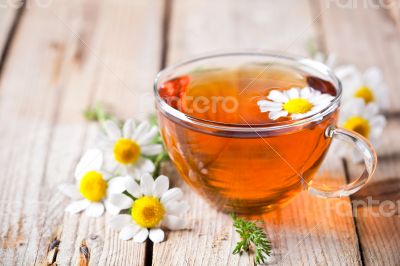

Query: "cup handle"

xmin=308 ymin=126 xmax=377 ymax=198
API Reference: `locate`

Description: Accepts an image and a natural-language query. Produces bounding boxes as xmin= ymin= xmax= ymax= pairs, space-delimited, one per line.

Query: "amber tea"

xmin=154 ymin=53 xmax=376 ymax=215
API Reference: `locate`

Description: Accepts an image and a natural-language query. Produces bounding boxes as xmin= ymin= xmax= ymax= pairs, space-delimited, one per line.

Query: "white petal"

xmin=370 ymin=115 xmax=386 ymax=139
xmin=109 ymin=194 xmax=133 ymax=209
xmin=140 ymin=173 xmax=154 ymax=196
xmin=149 ymin=228 xmax=165 ymax=243
xmin=375 ymin=83 xmax=390 ymax=109
xmin=109 ymin=214 xmax=132 ymax=229
xmin=259 ymin=105 xmax=283 ymax=113
xmin=257 ymin=100 xmax=282 ymax=108
xmin=133 ymin=228 xmax=149 ymax=243
xmin=85 ymin=202 xmax=104 ymax=217
xmin=308 ymin=94 xmax=333 ymax=105
xmin=107 ymin=176 xmax=131 ymax=194
xmin=309 ymin=104 xmax=326 ymax=114
xmin=161 ymin=188 xmax=183 ymax=204
xmin=165 ymin=201 xmax=189 ymax=215
xmin=125 ymin=178 xmax=142 ymax=198
xmin=123 ymin=119 xmax=135 ymax=138
xmin=141 ymin=144 xmax=163 ymax=156
xmin=370 ymin=127 xmax=383 ymax=140
xmin=75 ymin=149 xmax=103 ymax=180
xmin=300 ymin=87 xmax=313 ymax=98
xmin=104 ymin=200 xmax=121 ymax=215
xmin=286 ymin=88 xmax=300 ymax=99
xmin=370 ymin=115 xmax=386 ymax=129
xmin=65 ymin=199 xmax=90 ymax=214
xmin=96 ymin=132 xmax=111 ymax=149
xmin=128 ymin=168 xmax=142 ymax=181
xmin=335 ymin=65 xmax=359 ymax=80
xmin=268 ymin=110 xmax=288 ymax=120
xmin=267 ymin=90 xmax=288 ymax=103
xmin=116 ymin=164 xmax=129 ymax=176
xmin=103 ymin=152 xmax=119 ymax=172
xmin=291 ymin=112 xmax=310 ymax=120
xmin=58 ymin=183 xmax=81 ymax=199
xmin=363 ymin=66 xmax=382 ymax=88
xmin=258 ymin=100 xmax=284 ymax=112
xmin=342 ymin=98 xmax=365 ymax=118
xmin=162 ymin=215 xmax=186 ymax=230
xmin=153 ymin=175 xmax=169 ymax=198
xmin=102 ymin=120 xmax=121 ymax=140
xmin=132 ymin=121 xmax=151 ymax=141
xmin=137 ymin=126 xmax=159 ymax=145
xmin=364 ymin=103 xmax=379 ymax=118
xmin=119 ymin=224 xmax=140 ymax=241
xmin=101 ymin=171 xmax=112 ymax=181
xmin=136 ymin=158 xmax=155 ymax=174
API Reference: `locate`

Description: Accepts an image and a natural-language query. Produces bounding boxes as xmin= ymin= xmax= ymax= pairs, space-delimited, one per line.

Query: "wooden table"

xmin=0 ymin=0 xmax=399 ymax=265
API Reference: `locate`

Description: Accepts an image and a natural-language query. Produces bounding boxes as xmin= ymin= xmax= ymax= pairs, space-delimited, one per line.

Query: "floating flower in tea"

xmin=257 ymin=87 xmax=334 ymax=120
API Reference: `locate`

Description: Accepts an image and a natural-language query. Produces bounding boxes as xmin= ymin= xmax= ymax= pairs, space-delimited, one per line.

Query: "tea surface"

xmin=157 ymin=64 xmax=337 ymax=214
xmin=159 ymin=64 xmax=336 ymax=125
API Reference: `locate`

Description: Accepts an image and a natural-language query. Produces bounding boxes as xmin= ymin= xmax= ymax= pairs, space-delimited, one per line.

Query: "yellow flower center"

xmin=113 ymin=138 xmax=141 ymax=165
xmin=354 ymin=86 xmax=374 ymax=103
xmin=283 ymin=98 xmax=313 ymax=114
xmin=79 ymin=171 xmax=107 ymax=202
xmin=343 ymin=116 xmax=370 ymax=138
xmin=131 ymin=196 xmax=165 ymax=228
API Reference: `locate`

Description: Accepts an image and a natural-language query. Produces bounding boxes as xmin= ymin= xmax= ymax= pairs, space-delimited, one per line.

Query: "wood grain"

xmin=153 ymin=0 xmax=361 ymax=265
xmin=317 ymin=1 xmax=400 ymax=265
xmin=0 ymin=0 xmax=164 ymax=265
xmin=346 ymin=118 xmax=400 ymax=266
xmin=153 ymin=163 xmax=255 ymax=265
xmin=0 ymin=0 xmax=398 ymax=265
xmin=0 ymin=4 xmax=18 ymax=58
xmin=318 ymin=0 xmax=400 ymax=112
xmin=261 ymin=150 xmax=362 ymax=265
xmin=167 ymin=0 xmax=317 ymax=64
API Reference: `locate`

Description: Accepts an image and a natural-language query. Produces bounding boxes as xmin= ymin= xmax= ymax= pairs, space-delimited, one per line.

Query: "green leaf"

xmin=84 ymin=102 xmax=113 ymax=122
xmin=231 ymin=213 xmax=272 ymax=265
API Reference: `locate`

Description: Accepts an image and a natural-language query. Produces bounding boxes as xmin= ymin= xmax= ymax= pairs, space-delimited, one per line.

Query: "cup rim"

xmin=153 ymin=51 xmax=342 ymax=132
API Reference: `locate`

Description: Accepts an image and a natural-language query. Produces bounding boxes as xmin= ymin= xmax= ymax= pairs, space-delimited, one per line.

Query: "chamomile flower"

xmin=337 ymin=98 xmax=386 ymax=161
xmin=109 ymin=174 xmax=188 ymax=243
xmin=335 ymin=65 xmax=390 ymax=109
xmin=340 ymin=98 xmax=386 ymax=145
xmin=257 ymin=87 xmax=335 ymax=120
xmin=100 ymin=119 xmax=163 ymax=180
xmin=58 ymin=149 xmax=123 ymax=217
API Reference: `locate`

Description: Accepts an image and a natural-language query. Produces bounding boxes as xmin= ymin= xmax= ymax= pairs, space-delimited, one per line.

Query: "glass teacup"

xmin=153 ymin=52 xmax=376 ymax=215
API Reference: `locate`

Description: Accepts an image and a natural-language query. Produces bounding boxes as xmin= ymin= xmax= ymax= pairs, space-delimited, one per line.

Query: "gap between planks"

xmin=0 ymin=0 xmax=165 ymax=265
xmin=0 ymin=0 xmax=26 ymax=78
xmin=145 ymin=0 xmax=173 ymax=264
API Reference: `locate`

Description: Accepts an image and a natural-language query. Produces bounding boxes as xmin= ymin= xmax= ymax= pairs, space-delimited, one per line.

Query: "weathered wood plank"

xmin=317 ymin=2 xmax=400 ymax=265
xmin=0 ymin=3 xmax=18 ymax=58
xmin=154 ymin=163 xmax=255 ymax=265
xmin=318 ymin=0 xmax=400 ymax=112
xmin=346 ymin=118 xmax=400 ymax=266
xmin=167 ymin=0 xmax=317 ymax=64
xmin=0 ymin=0 xmax=164 ymax=265
xmin=153 ymin=0 xmax=361 ymax=265
xmin=262 ymin=151 xmax=361 ymax=265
